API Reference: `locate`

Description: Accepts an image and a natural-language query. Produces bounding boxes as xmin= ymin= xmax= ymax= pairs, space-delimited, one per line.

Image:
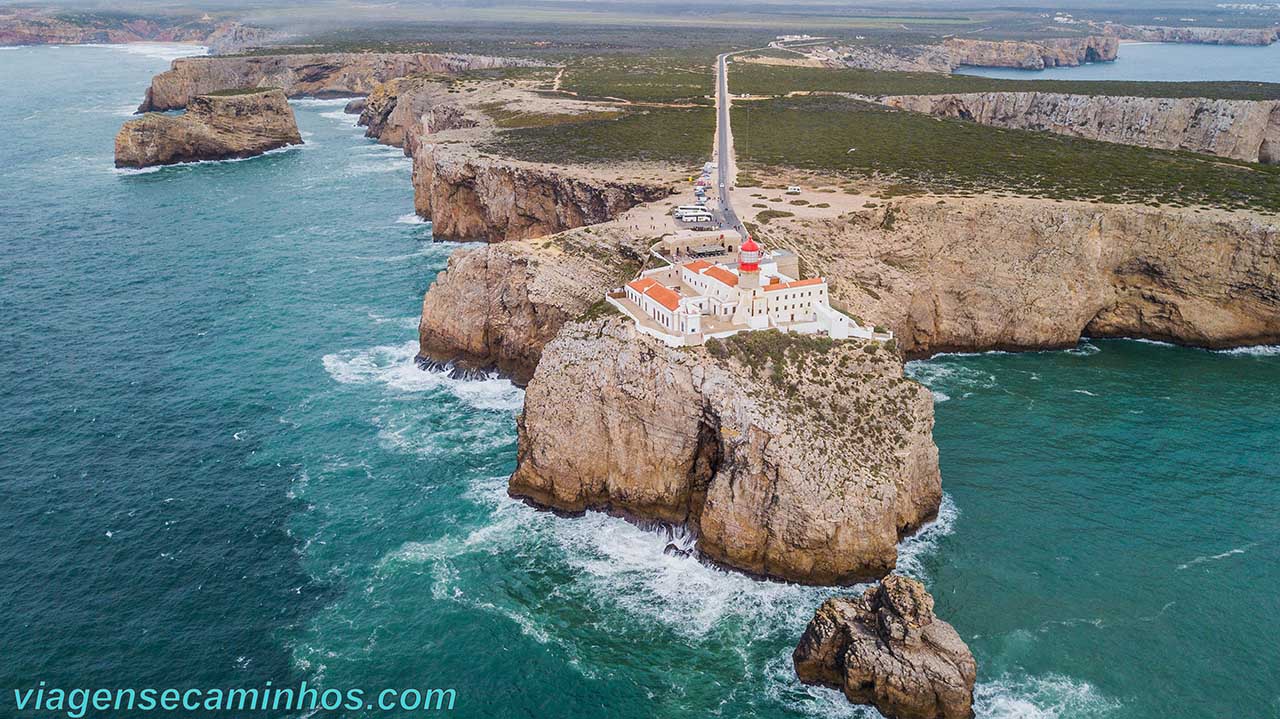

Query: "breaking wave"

xmin=322 ymin=340 xmax=522 ymax=413
xmin=973 ymin=674 xmax=1120 ymax=718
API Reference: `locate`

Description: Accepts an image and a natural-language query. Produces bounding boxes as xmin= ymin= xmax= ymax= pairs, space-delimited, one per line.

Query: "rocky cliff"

xmin=794 ymin=575 xmax=976 ymax=719
xmin=873 ymin=92 xmax=1280 ymax=164
xmin=114 ymin=88 xmax=302 ymax=168
xmin=358 ymin=76 xmax=480 ymax=152
xmin=509 ymin=318 xmax=941 ymax=585
xmin=137 ymin=52 xmax=536 ymax=111
xmin=417 ymin=224 xmax=646 ymax=384
xmin=1102 ymin=24 xmax=1279 ymax=46
xmin=944 ymin=36 xmax=1118 ymax=70
xmin=772 ymin=196 xmax=1280 ymax=357
xmin=412 ymin=144 xmax=671 ymax=242
xmin=808 ymin=43 xmax=956 ymax=74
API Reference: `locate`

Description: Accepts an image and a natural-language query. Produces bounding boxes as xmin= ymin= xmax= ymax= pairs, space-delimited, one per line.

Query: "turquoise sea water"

xmin=959 ymin=40 xmax=1280 ymax=81
xmin=1 ymin=43 xmax=1278 ymax=719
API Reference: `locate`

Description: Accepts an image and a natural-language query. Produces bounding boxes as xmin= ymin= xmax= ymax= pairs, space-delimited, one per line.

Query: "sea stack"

xmin=508 ymin=316 xmax=941 ymax=585
xmin=794 ymin=575 xmax=977 ymax=719
xmin=114 ymin=88 xmax=302 ymax=169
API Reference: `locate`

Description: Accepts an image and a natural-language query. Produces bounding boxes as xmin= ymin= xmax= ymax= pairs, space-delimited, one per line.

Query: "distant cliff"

xmin=872 ymin=92 xmax=1280 ymax=164
xmin=1102 ymin=24 xmax=1279 ymax=46
xmin=776 ymin=196 xmax=1280 ymax=357
xmin=115 ymin=88 xmax=301 ymax=168
xmin=509 ymin=317 xmax=941 ymax=585
xmin=944 ymin=36 xmax=1118 ymax=70
xmin=0 ymin=9 xmax=278 ymax=52
xmin=411 ymin=144 xmax=671 ymax=242
xmin=137 ymin=52 xmax=536 ymax=111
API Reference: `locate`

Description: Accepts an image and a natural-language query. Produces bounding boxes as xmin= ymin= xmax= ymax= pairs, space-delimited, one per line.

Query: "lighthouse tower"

xmin=737 ymin=236 xmax=761 ymax=290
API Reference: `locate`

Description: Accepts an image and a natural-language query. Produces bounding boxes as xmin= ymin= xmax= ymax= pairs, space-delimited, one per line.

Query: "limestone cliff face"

xmin=417 ymin=226 xmax=645 ymax=384
xmin=874 ymin=92 xmax=1280 ymax=164
xmin=137 ymin=52 xmax=535 ymax=111
xmin=944 ymin=36 xmax=1117 ymax=69
xmin=412 ymin=144 xmax=671 ymax=242
xmin=813 ymin=43 xmax=956 ymax=74
xmin=114 ymin=89 xmax=301 ymax=168
xmin=775 ymin=197 xmax=1280 ymax=357
xmin=794 ymin=576 xmax=976 ymax=719
xmin=358 ymin=77 xmax=480 ymax=153
xmin=1102 ymin=24 xmax=1279 ymax=46
xmin=509 ymin=318 xmax=941 ymax=585
xmin=0 ymin=9 xmax=235 ymax=47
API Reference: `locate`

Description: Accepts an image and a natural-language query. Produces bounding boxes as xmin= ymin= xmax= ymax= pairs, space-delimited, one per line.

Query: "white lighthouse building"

xmin=610 ymin=236 xmax=886 ymax=347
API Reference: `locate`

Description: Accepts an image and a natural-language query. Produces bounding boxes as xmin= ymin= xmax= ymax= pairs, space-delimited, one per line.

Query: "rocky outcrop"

xmin=137 ymin=52 xmax=538 ymax=112
xmin=509 ymin=318 xmax=941 ymax=585
xmin=872 ymin=92 xmax=1280 ymax=164
xmin=417 ymin=225 xmax=646 ymax=384
xmin=1 ymin=8 xmax=219 ymax=46
xmin=794 ymin=575 xmax=976 ymax=719
xmin=1101 ymin=24 xmax=1279 ymax=46
xmin=772 ymin=197 xmax=1280 ymax=357
xmin=944 ymin=36 xmax=1118 ymax=70
xmin=114 ymin=88 xmax=301 ymax=168
xmin=358 ymin=76 xmax=480 ymax=152
xmin=412 ymin=144 xmax=671 ymax=242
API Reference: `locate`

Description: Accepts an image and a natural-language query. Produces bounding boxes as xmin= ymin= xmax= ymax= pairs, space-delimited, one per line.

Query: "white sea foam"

xmin=84 ymin=42 xmax=206 ymax=61
xmin=1072 ymin=389 xmax=1098 ymax=397
xmin=973 ymin=674 xmax=1119 ymax=718
xmin=1216 ymin=344 xmax=1280 ymax=357
xmin=396 ymin=213 xmax=429 ymax=225
xmin=111 ymin=143 xmax=302 ymax=174
xmin=322 ymin=340 xmax=523 ymax=412
xmin=1177 ymin=542 xmax=1256 ymax=570
xmin=290 ymin=97 xmax=355 ymax=107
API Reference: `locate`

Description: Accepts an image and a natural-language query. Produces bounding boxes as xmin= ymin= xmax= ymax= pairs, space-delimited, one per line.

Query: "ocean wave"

xmin=291 ymin=97 xmax=356 ymax=107
xmin=83 ymin=42 xmax=206 ymax=61
xmin=396 ymin=213 xmax=428 ymax=225
xmin=974 ymin=674 xmax=1120 ymax=718
xmin=1216 ymin=344 xmax=1280 ymax=357
xmin=906 ymin=360 xmax=999 ymax=397
xmin=111 ymin=143 xmax=303 ymax=174
xmin=321 ymin=340 xmax=523 ymax=412
xmin=1177 ymin=542 xmax=1256 ymax=570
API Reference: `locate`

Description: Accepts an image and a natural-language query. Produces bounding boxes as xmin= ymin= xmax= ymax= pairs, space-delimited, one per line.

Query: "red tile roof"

xmin=683 ymin=260 xmax=712 ymax=272
xmin=763 ymin=277 xmax=825 ymax=292
xmin=703 ymin=266 xmax=739 ymax=288
xmin=628 ymin=277 xmax=680 ymax=311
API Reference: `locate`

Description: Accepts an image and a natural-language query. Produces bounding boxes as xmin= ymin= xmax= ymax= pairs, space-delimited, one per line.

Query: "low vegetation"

xmin=733 ymin=96 xmax=1280 ymax=212
xmin=730 ymin=63 xmax=1280 ymax=101
xmin=559 ymin=54 xmax=716 ymax=105
xmin=484 ymin=106 xmax=714 ymax=165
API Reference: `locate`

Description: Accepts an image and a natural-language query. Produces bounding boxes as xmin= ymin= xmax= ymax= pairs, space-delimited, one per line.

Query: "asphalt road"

xmin=715 ymin=51 xmax=747 ymax=241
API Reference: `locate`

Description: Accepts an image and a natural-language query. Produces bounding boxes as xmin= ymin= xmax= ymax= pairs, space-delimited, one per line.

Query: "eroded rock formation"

xmin=417 ymin=225 xmax=646 ymax=384
xmin=411 ymin=144 xmax=672 ymax=242
xmin=114 ymin=88 xmax=302 ymax=168
xmin=508 ymin=318 xmax=941 ymax=585
xmin=358 ymin=76 xmax=480 ymax=152
xmin=137 ymin=52 xmax=537 ymax=111
xmin=794 ymin=575 xmax=976 ymax=719
xmin=872 ymin=92 xmax=1280 ymax=164
xmin=944 ymin=36 xmax=1118 ymax=70
xmin=772 ymin=197 xmax=1280 ymax=357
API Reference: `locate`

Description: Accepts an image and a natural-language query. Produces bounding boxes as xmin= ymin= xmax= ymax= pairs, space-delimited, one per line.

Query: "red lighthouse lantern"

xmin=738 ymin=236 xmax=760 ymax=272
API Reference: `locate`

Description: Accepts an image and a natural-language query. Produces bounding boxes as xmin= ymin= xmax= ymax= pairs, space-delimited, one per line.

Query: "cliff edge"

xmin=114 ymin=88 xmax=302 ymax=168
xmin=509 ymin=317 xmax=941 ymax=585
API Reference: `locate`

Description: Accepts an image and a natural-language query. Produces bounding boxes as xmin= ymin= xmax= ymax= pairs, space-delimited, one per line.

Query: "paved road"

xmin=715 ymin=51 xmax=747 ymax=241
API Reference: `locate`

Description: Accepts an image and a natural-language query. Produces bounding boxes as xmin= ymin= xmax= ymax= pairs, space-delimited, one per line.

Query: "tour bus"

xmin=675 ymin=205 xmax=710 ymax=217
xmin=677 ymin=210 xmax=715 ymax=226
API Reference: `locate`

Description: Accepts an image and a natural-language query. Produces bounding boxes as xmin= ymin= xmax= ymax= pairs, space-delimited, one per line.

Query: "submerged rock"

xmin=509 ymin=317 xmax=941 ymax=585
xmin=794 ymin=575 xmax=976 ymax=719
xmin=114 ymin=88 xmax=301 ymax=168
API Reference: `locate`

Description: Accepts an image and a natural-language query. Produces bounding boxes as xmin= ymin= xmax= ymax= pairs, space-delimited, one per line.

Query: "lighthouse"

xmin=737 ymin=236 xmax=761 ymax=290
